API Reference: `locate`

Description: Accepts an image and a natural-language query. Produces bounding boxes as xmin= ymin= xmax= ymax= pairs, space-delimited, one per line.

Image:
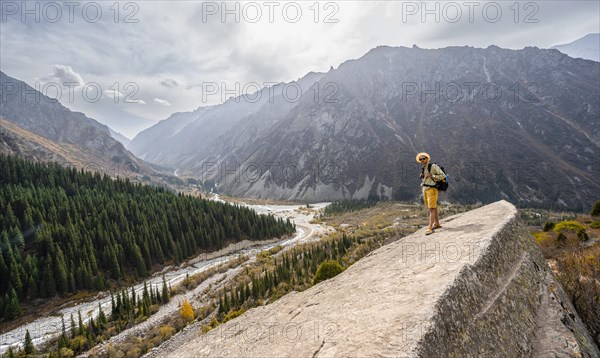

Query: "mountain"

xmin=1 ymin=118 xmax=98 ymax=169
xmin=128 ymin=106 xmax=211 ymax=162
xmin=131 ymin=46 xmax=600 ymax=211
xmin=128 ymin=71 xmax=326 ymax=167
xmin=0 ymin=71 xmax=154 ymax=179
xmin=552 ymin=33 xmax=600 ymax=62
xmin=109 ymin=128 xmax=131 ymax=147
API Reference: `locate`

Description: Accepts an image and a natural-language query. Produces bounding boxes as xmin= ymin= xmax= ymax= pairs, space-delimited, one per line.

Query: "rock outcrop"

xmin=165 ymin=201 xmax=599 ymax=357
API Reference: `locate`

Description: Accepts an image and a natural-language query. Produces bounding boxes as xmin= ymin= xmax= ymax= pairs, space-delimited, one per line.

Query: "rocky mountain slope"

xmin=109 ymin=128 xmax=131 ymax=147
xmin=0 ymin=71 xmax=155 ymax=178
xmin=131 ymin=46 xmax=600 ymax=210
xmin=128 ymin=71 xmax=325 ymax=167
xmin=164 ymin=201 xmax=600 ymax=357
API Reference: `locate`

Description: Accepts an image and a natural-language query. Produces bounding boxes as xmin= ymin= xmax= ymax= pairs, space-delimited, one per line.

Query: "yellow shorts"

xmin=423 ymin=187 xmax=438 ymax=209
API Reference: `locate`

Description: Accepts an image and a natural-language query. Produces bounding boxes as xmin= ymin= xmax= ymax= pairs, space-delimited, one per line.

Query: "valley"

xmin=0 ymin=195 xmax=332 ymax=355
xmin=1 ymin=9 xmax=598 ymax=355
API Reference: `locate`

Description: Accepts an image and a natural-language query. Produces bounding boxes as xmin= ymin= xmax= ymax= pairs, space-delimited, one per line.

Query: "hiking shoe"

xmin=425 ymin=228 xmax=434 ymax=235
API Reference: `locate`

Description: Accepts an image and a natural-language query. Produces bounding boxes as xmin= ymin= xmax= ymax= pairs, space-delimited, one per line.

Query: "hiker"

xmin=417 ymin=152 xmax=445 ymax=235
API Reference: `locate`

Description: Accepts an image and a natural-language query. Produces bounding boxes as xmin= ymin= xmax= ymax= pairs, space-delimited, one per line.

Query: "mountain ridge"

xmin=551 ymin=33 xmax=600 ymax=62
xmin=0 ymin=71 xmax=159 ymax=180
xmin=131 ymin=45 xmax=599 ymax=210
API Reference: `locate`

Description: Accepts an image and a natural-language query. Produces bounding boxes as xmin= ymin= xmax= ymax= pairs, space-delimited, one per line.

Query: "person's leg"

xmin=429 ymin=188 xmax=440 ymax=228
xmin=433 ymin=207 xmax=440 ymax=227
xmin=428 ymin=208 xmax=436 ymax=228
xmin=424 ymin=189 xmax=435 ymax=234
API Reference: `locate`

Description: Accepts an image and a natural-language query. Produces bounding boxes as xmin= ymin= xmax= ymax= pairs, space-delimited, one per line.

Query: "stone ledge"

xmin=165 ymin=201 xmax=599 ymax=357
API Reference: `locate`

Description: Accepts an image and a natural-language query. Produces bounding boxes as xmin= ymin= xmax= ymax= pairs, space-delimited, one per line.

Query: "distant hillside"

xmin=552 ymin=33 xmax=600 ymax=62
xmin=128 ymin=72 xmax=325 ymax=167
xmin=1 ymin=119 xmax=133 ymax=176
xmin=1 ymin=119 xmax=74 ymax=165
xmin=109 ymin=128 xmax=131 ymax=147
xmin=0 ymin=71 xmax=153 ymax=179
xmin=132 ymin=46 xmax=599 ymax=211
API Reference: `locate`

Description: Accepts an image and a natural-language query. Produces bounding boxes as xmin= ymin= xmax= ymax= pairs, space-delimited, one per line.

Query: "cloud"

xmin=2 ymin=1 xmax=598 ymax=137
xmin=104 ymin=90 xmax=145 ymax=104
xmin=160 ymin=79 xmax=180 ymax=88
xmin=104 ymin=89 xmax=123 ymax=99
xmin=39 ymin=65 xmax=85 ymax=87
xmin=153 ymin=98 xmax=171 ymax=106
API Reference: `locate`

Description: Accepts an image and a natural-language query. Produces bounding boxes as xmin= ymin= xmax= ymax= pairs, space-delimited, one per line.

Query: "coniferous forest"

xmin=0 ymin=155 xmax=295 ymax=320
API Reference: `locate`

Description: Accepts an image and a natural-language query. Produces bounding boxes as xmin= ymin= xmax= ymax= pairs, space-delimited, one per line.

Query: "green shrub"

xmin=543 ymin=222 xmax=555 ymax=232
xmin=158 ymin=325 xmax=176 ymax=339
xmin=533 ymin=232 xmax=549 ymax=244
xmin=590 ymin=221 xmax=600 ymax=229
xmin=59 ymin=347 xmax=75 ymax=358
xmin=312 ymin=260 xmax=344 ymax=285
xmin=553 ymin=221 xmax=590 ymax=242
xmin=553 ymin=221 xmax=586 ymax=234
xmin=223 ymin=308 xmax=246 ymax=323
xmin=577 ymin=230 xmax=590 ymax=242
xmin=591 ymin=200 xmax=600 ymax=217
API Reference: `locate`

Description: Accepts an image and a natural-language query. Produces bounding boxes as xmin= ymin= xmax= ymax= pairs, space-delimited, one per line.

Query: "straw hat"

xmin=416 ymin=152 xmax=430 ymax=163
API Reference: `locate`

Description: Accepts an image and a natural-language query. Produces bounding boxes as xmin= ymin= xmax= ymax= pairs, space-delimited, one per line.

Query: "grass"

xmin=532 ymin=231 xmax=550 ymax=244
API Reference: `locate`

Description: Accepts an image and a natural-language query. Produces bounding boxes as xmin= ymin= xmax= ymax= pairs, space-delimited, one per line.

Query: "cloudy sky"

xmin=1 ymin=1 xmax=598 ymax=138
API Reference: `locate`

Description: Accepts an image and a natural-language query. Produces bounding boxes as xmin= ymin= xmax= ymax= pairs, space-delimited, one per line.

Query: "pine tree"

xmin=8 ymin=256 xmax=23 ymax=299
xmin=130 ymin=286 xmax=136 ymax=307
xmin=122 ymin=289 xmax=130 ymax=314
xmin=4 ymin=288 xmax=21 ymax=319
xmin=142 ymin=281 xmax=150 ymax=305
xmin=88 ymin=317 xmax=96 ymax=341
xmin=58 ymin=315 xmax=68 ymax=348
xmin=54 ymin=248 xmax=68 ymax=294
xmin=162 ymin=275 xmax=170 ymax=303
xmin=70 ymin=313 xmax=76 ymax=339
xmin=252 ymin=276 xmax=259 ymax=299
xmin=109 ymin=247 xmax=121 ymax=280
xmin=110 ymin=293 xmax=117 ymax=319
xmin=155 ymin=286 xmax=161 ymax=304
xmin=116 ymin=291 xmax=123 ymax=318
xmin=149 ymin=283 xmax=156 ymax=304
xmin=218 ymin=296 xmax=225 ymax=315
xmin=223 ymin=291 xmax=230 ymax=313
xmin=78 ymin=310 xmax=84 ymax=336
xmin=23 ymin=329 xmax=35 ymax=356
xmin=43 ymin=260 xmax=56 ymax=297
xmin=97 ymin=302 xmax=107 ymax=328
